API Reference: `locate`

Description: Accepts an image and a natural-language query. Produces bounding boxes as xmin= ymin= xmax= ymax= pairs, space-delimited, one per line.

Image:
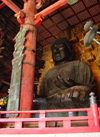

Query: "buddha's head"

xmin=51 ymin=38 xmax=75 ymax=65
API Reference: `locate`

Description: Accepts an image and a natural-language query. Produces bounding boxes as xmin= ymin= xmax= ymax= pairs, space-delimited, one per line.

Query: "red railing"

xmin=0 ymin=104 xmax=100 ymax=134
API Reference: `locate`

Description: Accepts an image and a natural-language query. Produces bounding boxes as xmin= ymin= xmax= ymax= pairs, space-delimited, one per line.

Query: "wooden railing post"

xmin=39 ymin=111 xmax=46 ymax=128
xmin=90 ymin=92 xmax=100 ymax=127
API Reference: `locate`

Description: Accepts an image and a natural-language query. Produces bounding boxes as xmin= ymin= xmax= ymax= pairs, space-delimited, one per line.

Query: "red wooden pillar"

xmin=19 ymin=0 xmax=36 ymax=117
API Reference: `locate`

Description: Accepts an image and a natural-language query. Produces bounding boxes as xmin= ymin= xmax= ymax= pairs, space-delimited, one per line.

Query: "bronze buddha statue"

xmin=39 ymin=38 xmax=96 ymax=109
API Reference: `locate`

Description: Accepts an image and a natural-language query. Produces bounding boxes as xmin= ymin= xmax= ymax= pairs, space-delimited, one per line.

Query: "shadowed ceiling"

xmin=0 ymin=0 xmax=100 ymax=95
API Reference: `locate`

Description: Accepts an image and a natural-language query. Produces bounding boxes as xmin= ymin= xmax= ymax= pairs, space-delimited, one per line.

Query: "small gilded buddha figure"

xmin=39 ymin=38 xmax=96 ymax=109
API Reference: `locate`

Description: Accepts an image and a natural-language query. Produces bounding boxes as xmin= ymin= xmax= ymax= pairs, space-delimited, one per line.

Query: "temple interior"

xmin=0 ymin=0 xmax=100 ymax=111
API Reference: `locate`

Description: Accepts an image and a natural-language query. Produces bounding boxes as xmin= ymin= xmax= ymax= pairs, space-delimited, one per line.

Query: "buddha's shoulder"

xmin=63 ymin=60 xmax=88 ymax=67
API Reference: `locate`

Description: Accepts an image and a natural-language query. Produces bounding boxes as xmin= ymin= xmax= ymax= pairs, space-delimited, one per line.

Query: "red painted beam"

xmin=19 ymin=0 xmax=36 ymax=118
xmin=35 ymin=0 xmax=67 ymax=26
xmin=1 ymin=0 xmax=24 ymax=18
xmin=1 ymin=0 xmax=21 ymax=14
xmin=0 ymin=2 xmax=5 ymax=9
xmin=1 ymin=0 xmax=68 ymax=26
xmin=36 ymin=0 xmax=67 ymax=18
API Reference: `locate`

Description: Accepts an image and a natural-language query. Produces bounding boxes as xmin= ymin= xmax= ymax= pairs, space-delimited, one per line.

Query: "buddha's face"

xmin=52 ymin=43 xmax=66 ymax=63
